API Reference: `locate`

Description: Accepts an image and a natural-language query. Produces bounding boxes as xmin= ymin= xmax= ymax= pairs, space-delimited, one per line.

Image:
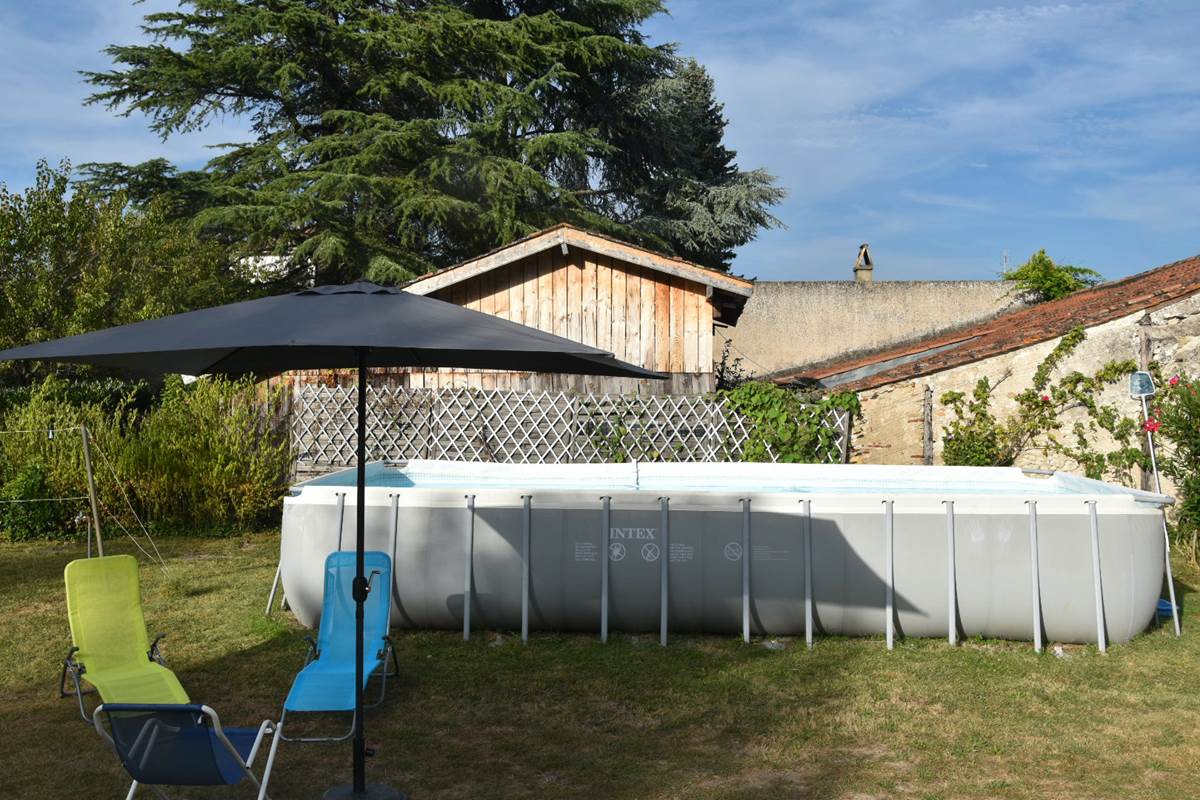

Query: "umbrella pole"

xmin=326 ymin=349 xmax=403 ymax=800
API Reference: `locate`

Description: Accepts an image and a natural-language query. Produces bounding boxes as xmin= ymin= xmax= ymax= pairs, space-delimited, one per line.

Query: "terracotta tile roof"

xmin=771 ymin=253 xmax=1200 ymax=392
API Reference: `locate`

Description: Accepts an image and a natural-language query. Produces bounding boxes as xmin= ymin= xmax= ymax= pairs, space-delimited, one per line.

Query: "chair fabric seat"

xmin=83 ymin=662 xmax=190 ymax=706
xmin=100 ymin=704 xmax=264 ymax=787
xmin=65 ymin=555 xmax=190 ymax=707
xmin=284 ymin=659 xmax=381 ymax=713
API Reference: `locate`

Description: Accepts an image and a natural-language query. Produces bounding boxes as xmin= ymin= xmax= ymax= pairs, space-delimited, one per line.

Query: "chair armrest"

xmin=63 ymin=645 xmax=81 ymax=669
xmin=148 ymin=633 xmax=167 ymax=664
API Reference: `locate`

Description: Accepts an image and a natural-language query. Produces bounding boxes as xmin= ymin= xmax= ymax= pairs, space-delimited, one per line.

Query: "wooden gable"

xmin=431 ymin=245 xmax=713 ymax=376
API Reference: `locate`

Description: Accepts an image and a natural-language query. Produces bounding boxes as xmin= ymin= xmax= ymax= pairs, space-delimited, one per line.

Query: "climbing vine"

xmin=1152 ymin=371 xmax=1200 ymax=559
xmin=720 ymin=381 xmax=860 ymax=463
xmin=940 ymin=326 xmax=1146 ymax=482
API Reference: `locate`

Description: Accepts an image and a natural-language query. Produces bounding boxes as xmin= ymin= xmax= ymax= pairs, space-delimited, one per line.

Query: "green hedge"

xmin=0 ymin=376 xmax=292 ymax=540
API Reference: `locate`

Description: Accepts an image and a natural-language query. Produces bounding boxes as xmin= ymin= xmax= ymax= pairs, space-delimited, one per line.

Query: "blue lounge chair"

xmin=257 ymin=551 xmax=397 ymax=793
xmin=92 ymin=703 xmax=276 ymax=800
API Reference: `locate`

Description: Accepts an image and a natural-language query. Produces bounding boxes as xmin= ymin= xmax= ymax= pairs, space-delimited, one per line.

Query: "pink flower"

xmin=1041 ymin=394 xmax=1050 ymax=403
xmin=1143 ymin=417 xmax=1161 ymax=433
xmin=1169 ymin=375 xmax=1180 ymax=387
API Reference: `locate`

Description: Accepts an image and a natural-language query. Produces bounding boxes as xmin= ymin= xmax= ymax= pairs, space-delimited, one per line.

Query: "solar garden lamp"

xmin=1129 ymin=371 xmax=1161 ymax=493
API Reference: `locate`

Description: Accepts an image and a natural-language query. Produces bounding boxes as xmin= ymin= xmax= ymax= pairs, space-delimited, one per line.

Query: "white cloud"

xmin=653 ymin=1 xmax=1200 ymax=277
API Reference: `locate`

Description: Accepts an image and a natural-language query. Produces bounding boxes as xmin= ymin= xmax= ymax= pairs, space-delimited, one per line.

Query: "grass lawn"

xmin=2 ymin=532 xmax=1197 ymax=799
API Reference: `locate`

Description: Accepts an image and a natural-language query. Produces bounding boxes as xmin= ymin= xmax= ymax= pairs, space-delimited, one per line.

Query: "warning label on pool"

xmin=641 ymin=543 xmax=660 ymax=562
xmin=752 ymin=545 xmax=789 ymax=562
xmin=670 ymin=543 xmax=694 ymax=562
xmin=574 ymin=542 xmax=598 ymax=562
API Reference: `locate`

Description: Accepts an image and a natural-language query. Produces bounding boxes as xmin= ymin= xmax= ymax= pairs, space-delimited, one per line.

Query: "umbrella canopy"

xmin=1 ymin=279 xmax=661 ymax=799
xmin=0 ymin=280 xmax=663 ymax=379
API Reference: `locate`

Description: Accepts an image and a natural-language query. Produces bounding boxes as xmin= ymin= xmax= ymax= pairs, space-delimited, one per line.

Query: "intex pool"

xmin=279 ymin=460 xmax=1174 ymax=648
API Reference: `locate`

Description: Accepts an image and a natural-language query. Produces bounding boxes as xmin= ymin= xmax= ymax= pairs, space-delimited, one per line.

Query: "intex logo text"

xmin=609 ymin=527 xmax=656 ymax=540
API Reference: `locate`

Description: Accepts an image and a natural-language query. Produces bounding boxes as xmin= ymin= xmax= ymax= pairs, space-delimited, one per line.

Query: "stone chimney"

xmin=853 ymin=243 xmax=873 ymax=283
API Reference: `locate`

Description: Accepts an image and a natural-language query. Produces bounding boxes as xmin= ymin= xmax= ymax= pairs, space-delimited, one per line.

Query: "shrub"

xmin=940 ymin=327 xmax=1145 ymax=482
xmin=1155 ymin=372 xmax=1200 ymax=557
xmin=1002 ymin=249 xmax=1102 ymax=303
xmin=0 ymin=375 xmax=292 ymax=539
xmin=0 ymin=463 xmax=75 ymax=541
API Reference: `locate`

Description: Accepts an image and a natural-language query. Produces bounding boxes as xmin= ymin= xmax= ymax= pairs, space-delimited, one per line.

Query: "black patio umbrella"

xmin=0 ymin=280 xmax=662 ymax=799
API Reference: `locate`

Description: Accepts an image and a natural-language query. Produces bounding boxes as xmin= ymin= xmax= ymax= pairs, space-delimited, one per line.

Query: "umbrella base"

xmin=323 ymin=783 xmax=406 ymax=800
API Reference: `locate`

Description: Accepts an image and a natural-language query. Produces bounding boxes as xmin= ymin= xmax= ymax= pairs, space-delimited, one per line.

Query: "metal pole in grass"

xmin=741 ymin=498 xmax=751 ymax=644
xmin=522 ymin=495 xmax=531 ymax=643
xmin=659 ymin=497 xmax=669 ymax=647
xmin=1086 ymin=501 xmax=1107 ymax=654
xmin=802 ymin=499 xmax=813 ymax=650
xmin=463 ymin=495 xmax=475 ymax=641
xmin=943 ymin=501 xmax=957 ymax=646
xmin=1026 ymin=500 xmax=1043 ymax=653
xmin=883 ymin=500 xmax=895 ymax=651
xmin=600 ymin=496 xmax=611 ymax=644
xmin=79 ymin=423 xmax=104 ymax=557
xmin=1131 ymin=371 xmax=1180 ymax=636
xmin=325 ymin=349 xmax=404 ymax=799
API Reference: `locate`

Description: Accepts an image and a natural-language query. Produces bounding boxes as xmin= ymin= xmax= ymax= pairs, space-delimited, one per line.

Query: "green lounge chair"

xmin=60 ymin=555 xmax=189 ymax=721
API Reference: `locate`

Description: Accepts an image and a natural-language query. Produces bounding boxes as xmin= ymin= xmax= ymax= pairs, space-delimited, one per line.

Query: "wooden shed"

xmin=383 ymin=224 xmax=754 ymax=395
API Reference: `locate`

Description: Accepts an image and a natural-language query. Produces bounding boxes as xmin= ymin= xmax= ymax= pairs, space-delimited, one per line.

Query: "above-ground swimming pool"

xmin=279 ymin=460 xmax=1173 ymax=647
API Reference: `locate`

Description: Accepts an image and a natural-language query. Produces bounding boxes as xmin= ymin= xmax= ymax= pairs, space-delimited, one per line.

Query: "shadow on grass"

xmin=166 ymin=629 xmax=874 ymax=800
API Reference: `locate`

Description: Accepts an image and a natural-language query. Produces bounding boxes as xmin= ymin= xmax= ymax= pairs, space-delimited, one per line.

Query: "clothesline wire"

xmin=0 ymin=496 xmax=89 ymax=504
xmin=88 ymin=436 xmax=168 ymax=573
xmin=0 ymin=423 xmax=168 ymax=571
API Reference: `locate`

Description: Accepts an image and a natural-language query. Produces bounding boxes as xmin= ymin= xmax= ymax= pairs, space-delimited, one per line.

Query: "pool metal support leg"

xmin=389 ymin=491 xmax=400 ymax=601
xmin=463 ymin=495 xmax=475 ymax=641
xmin=1026 ymin=500 xmax=1043 ymax=653
xmin=601 ymin=497 xmax=611 ymax=644
xmin=943 ymin=501 xmax=956 ymax=646
xmin=334 ymin=492 xmax=347 ymax=550
xmin=522 ymin=496 xmax=531 ymax=643
xmin=883 ymin=500 xmax=895 ymax=651
xmin=1086 ymin=501 xmax=1107 ymax=653
xmin=659 ymin=498 xmax=670 ymax=647
xmin=1161 ymin=515 xmax=1181 ymax=637
xmin=265 ymin=563 xmax=282 ymax=617
xmin=741 ymin=498 xmax=751 ymax=644
xmin=802 ymin=499 xmax=813 ymax=649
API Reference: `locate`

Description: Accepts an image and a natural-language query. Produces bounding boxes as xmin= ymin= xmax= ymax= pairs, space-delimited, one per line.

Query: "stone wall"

xmin=726 ymin=280 xmax=1026 ymax=376
xmin=851 ymin=292 xmax=1200 ymax=494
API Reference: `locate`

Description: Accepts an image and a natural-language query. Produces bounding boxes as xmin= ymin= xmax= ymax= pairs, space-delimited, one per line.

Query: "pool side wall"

xmin=280 ymin=488 xmax=1164 ymax=645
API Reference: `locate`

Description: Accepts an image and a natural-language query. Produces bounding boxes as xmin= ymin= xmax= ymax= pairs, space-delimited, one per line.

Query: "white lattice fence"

xmin=292 ymin=386 xmax=852 ymax=470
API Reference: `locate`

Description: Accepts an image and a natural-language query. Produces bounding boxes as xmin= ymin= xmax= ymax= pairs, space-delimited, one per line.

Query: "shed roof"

xmin=401 ymin=224 xmax=755 ymax=324
xmin=770 ymin=253 xmax=1200 ymax=392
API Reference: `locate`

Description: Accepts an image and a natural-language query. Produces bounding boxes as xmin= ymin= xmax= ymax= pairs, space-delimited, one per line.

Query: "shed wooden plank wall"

xmin=427 ymin=248 xmax=714 ymax=393
xmin=295 ymin=248 xmax=717 ymax=395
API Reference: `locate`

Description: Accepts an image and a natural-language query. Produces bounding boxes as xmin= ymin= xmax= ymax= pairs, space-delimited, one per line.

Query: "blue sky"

xmin=1 ymin=1 xmax=1197 ymax=281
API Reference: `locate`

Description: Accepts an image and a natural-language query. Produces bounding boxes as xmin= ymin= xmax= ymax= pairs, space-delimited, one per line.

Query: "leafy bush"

xmin=1001 ymin=249 xmax=1102 ymax=303
xmin=0 ymin=376 xmax=292 ymax=540
xmin=720 ymin=381 xmax=859 ymax=463
xmin=0 ymin=463 xmax=75 ymax=541
xmin=1155 ymin=372 xmax=1200 ymax=557
xmin=940 ymin=327 xmax=1145 ymax=482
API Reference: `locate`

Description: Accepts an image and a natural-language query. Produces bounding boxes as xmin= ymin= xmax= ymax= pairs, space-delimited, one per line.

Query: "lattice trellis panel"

xmin=292 ymin=386 xmax=852 ymax=469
